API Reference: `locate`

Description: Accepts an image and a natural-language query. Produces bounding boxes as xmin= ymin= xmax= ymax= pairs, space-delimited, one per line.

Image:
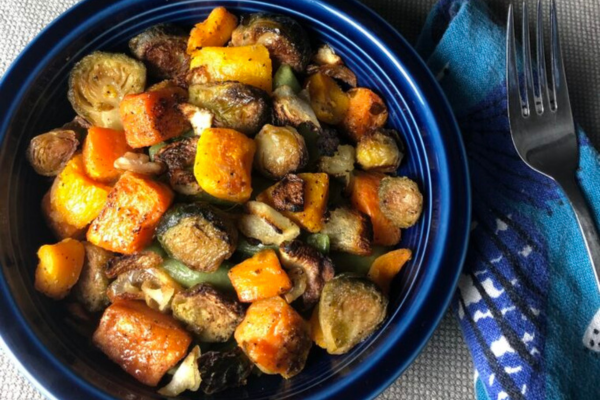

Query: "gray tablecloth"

xmin=1 ymin=1 xmax=598 ymax=399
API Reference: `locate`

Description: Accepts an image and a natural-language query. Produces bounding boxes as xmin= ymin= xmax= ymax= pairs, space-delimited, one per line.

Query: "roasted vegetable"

xmin=306 ymin=233 xmax=330 ymax=254
xmin=356 ymin=130 xmax=402 ymax=173
xmin=312 ymin=44 xmax=343 ymax=66
xmin=368 ymin=248 xmax=412 ymax=294
xmin=105 ymin=251 xmax=164 ymax=278
xmin=339 ymin=88 xmax=388 ymax=143
xmin=257 ymin=173 xmax=329 ymax=233
xmin=234 ymin=296 xmax=312 ymax=378
xmin=274 ymin=64 xmax=301 ymax=93
xmin=231 ymin=13 xmax=311 ymax=72
xmin=93 ymin=300 xmax=191 ymax=386
xmin=187 ymin=7 xmax=238 ymax=54
xmin=229 ymin=249 xmax=292 ymax=302
xmin=318 ymin=274 xmax=388 ymax=354
xmin=254 ymin=125 xmax=308 ymax=179
xmin=194 ymin=128 xmax=256 ymax=203
xmin=68 ymin=52 xmax=146 ymax=129
xmin=50 ymin=154 xmax=111 ymax=229
xmin=237 ymin=201 xmax=300 ymax=245
xmin=158 ymin=345 xmax=201 ymax=397
xmin=162 ymin=258 xmax=234 ymax=292
xmin=378 ymin=176 xmax=424 ymax=228
xmin=120 ymin=85 xmax=190 ymax=148
xmin=297 ymin=123 xmax=340 ymax=167
xmin=27 ymin=128 xmax=79 ymax=176
xmin=113 ymin=152 xmax=166 ymax=176
xmin=72 ymin=242 xmax=114 ymax=312
xmin=272 ymin=85 xmax=321 ymax=128
xmin=34 ymin=238 xmax=85 ymax=300
xmin=172 ymin=283 xmax=244 ymax=342
xmin=157 ymin=202 xmax=238 ymax=272
xmin=305 ymin=73 xmax=349 ymax=125
xmin=154 ymin=136 xmax=200 ymax=195
xmin=178 ymin=103 xmax=213 ymax=135
xmin=309 ymin=303 xmax=327 ymax=348
xmin=307 ymin=64 xmax=357 ymax=88
xmin=235 ymin=237 xmax=278 ymax=258
xmin=129 ymin=24 xmax=190 ymax=85
xmin=317 ymin=144 xmax=356 ymax=179
xmin=41 ymin=191 xmax=86 ymax=240
xmin=282 ymin=265 xmax=307 ymax=303
xmin=350 ymin=171 xmax=401 ymax=246
xmin=87 ymin=172 xmax=174 ymax=254
xmin=329 ymin=246 xmax=388 ymax=275
xmin=322 ymin=206 xmax=372 ymax=256
xmin=199 ymin=348 xmax=254 ymax=394
xmin=188 ymin=82 xmax=272 ymax=136
xmin=83 ymin=126 xmax=132 ymax=182
xmin=189 ymin=45 xmax=272 ymax=93
xmin=279 ymin=240 xmax=334 ymax=309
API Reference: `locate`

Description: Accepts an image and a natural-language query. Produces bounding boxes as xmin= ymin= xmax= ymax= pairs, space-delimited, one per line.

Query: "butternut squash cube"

xmin=34 ymin=238 xmax=85 ymax=299
xmin=187 ymin=7 xmax=238 ymax=54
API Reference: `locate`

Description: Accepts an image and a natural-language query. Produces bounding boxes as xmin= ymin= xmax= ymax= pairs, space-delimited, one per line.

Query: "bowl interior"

xmin=0 ymin=1 xmax=470 ymax=399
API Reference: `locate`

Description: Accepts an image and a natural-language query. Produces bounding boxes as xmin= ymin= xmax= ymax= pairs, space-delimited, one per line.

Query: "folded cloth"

xmin=416 ymin=1 xmax=600 ymax=399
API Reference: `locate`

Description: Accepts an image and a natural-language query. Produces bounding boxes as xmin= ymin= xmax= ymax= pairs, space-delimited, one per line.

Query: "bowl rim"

xmin=0 ymin=0 xmax=471 ymax=399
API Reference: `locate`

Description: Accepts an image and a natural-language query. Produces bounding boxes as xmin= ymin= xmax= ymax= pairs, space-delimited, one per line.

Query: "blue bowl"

xmin=0 ymin=0 xmax=470 ymax=399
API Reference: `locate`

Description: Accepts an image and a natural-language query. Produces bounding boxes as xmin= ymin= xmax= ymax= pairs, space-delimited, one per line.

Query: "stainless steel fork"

xmin=506 ymin=0 xmax=600 ymax=290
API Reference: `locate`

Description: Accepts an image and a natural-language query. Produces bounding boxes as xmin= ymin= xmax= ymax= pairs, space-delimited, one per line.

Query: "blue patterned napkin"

xmin=416 ymin=1 xmax=600 ymax=399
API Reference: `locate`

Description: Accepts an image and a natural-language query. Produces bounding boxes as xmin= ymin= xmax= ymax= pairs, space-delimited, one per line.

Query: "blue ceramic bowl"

xmin=0 ymin=0 xmax=470 ymax=399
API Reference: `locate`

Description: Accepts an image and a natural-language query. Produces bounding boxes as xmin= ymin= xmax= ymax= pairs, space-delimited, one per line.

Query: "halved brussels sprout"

xmin=105 ymin=251 xmax=164 ymax=279
xmin=68 ymin=52 xmax=146 ymax=129
xmin=378 ymin=176 xmax=423 ymax=228
xmin=318 ymin=274 xmax=388 ymax=354
xmin=188 ymin=82 xmax=272 ymax=136
xmin=272 ymin=85 xmax=321 ymax=129
xmin=231 ymin=13 xmax=311 ymax=72
xmin=321 ymin=206 xmax=372 ymax=256
xmin=356 ymin=130 xmax=403 ymax=173
xmin=155 ymin=136 xmax=201 ymax=195
xmin=199 ymin=348 xmax=254 ymax=394
xmin=27 ymin=129 xmax=79 ymax=176
xmin=129 ymin=24 xmax=190 ymax=86
xmin=72 ymin=242 xmax=114 ymax=313
xmin=254 ymin=125 xmax=308 ymax=180
xmin=317 ymin=144 xmax=356 ymax=179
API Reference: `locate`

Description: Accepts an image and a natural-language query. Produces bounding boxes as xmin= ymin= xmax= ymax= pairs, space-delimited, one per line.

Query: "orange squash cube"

xmin=83 ymin=127 xmax=132 ymax=183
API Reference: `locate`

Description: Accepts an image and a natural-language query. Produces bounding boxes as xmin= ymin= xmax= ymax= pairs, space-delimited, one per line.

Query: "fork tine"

xmin=536 ymin=0 xmax=550 ymax=113
xmin=506 ymin=4 xmax=524 ymax=119
xmin=522 ymin=2 xmax=536 ymax=116
xmin=550 ymin=0 xmax=570 ymax=112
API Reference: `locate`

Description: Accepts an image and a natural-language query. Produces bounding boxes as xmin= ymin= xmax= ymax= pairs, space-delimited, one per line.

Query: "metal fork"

xmin=506 ymin=0 xmax=600 ymax=290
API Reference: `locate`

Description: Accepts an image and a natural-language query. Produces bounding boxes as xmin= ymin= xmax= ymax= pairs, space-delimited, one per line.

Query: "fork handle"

xmin=558 ymin=174 xmax=600 ymax=290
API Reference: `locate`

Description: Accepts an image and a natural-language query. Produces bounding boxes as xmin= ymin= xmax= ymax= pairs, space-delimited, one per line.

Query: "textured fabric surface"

xmin=0 ymin=1 xmax=598 ymax=399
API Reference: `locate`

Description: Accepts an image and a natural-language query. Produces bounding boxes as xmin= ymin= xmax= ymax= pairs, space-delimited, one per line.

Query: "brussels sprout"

xmin=171 ymin=283 xmax=245 ymax=342
xmin=279 ymin=240 xmax=334 ymax=309
xmin=272 ymin=85 xmax=321 ymax=129
xmin=254 ymin=125 xmax=308 ymax=180
xmin=318 ymin=274 xmax=388 ymax=354
xmin=157 ymin=203 xmax=238 ymax=272
xmin=105 ymin=251 xmax=164 ymax=279
xmin=199 ymin=348 xmax=254 ymax=394
xmin=26 ymin=129 xmax=79 ymax=176
xmin=231 ymin=13 xmax=311 ymax=72
xmin=188 ymin=82 xmax=272 ymax=136
xmin=129 ymin=24 xmax=190 ymax=86
xmin=68 ymin=52 xmax=146 ymax=129
xmin=322 ymin=207 xmax=372 ymax=256
xmin=72 ymin=242 xmax=114 ymax=313
xmin=155 ymin=136 xmax=201 ymax=195
xmin=317 ymin=144 xmax=356 ymax=179
xmin=356 ymin=130 xmax=403 ymax=173
xmin=237 ymin=201 xmax=300 ymax=246
xmin=378 ymin=176 xmax=423 ymax=228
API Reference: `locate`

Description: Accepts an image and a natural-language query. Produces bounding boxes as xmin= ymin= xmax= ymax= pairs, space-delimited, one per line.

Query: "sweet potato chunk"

xmin=339 ymin=88 xmax=388 ymax=143
xmin=189 ymin=45 xmax=272 ymax=93
xmin=234 ymin=296 xmax=311 ymax=378
xmin=50 ymin=154 xmax=112 ymax=229
xmin=228 ymin=249 xmax=292 ymax=302
xmin=187 ymin=7 xmax=238 ymax=54
xmin=34 ymin=238 xmax=85 ymax=300
xmin=194 ymin=128 xmax=256 ymax=203
xmin=120 ymin=86 xmax=190 ymax=148
xmin=83 ymin=127 xmax=132 ymax=183
xmin=93 ymin=300 xmax=191 ymax=386
xmin=87 ymin=172 xmax=174 ymax=254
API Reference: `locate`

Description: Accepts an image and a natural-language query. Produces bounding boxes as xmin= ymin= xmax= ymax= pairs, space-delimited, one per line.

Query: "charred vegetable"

xmin=317 ymin=144 xmax=356 ymax=179
xmin=279 ymin=240 xmax=334 ymax=309
xmin=155 ymin=136 xmax=201 ymax=195
xmin=305 ymin=73 xmax=349 ymax=125
xmin=27 ymin=128 xmax=79 ymax=176
xmin=156 ymin=202 xmax=238 ymax=272
xmin=72 ymin=242 xmax=114 ymax=312
xmin=339 ymin=88 xmax=388 ymax=143
xmin=356 ymin=130 xmax=403 ymax=173
xmin=34 ymin=238 xmax=85 ymax=300
xmin=237 ymin=201 xmax=300 ymax=245
xmin=321 ymin=207 xmax=372 ymax=256
xmin=231 ymin=13 xmax=311 ymax=72
xmin=199 ymin=348 xmax=254 ymax=394
xmin=234 ymin=296 xmax=312 ymax=378
xmin=68 ymin=52 xmax=146 ymax=129
xmin=378 ymin=176 xmax=423 ymax=228
xmin=105 ymin=251 xmax=164 ymax=278
xmin=188 ymin=82 xmax=271 ymax=136
xmin=129 ymin=24 xmax=190 ymax=85
xmin=254 ymin=125 xmax=308 ymax=179
xmin=272 ymin=85 xmax=321 ymax=128
xmin=187 ymin=7 xmax=238 ymax=54
xmin=318 ymin=274 xmax=388 ymax=354
xmin=171 ymin=283 xmax=244 ymax=342
xmin=307 ymin=64 xmax=357 ymax=88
